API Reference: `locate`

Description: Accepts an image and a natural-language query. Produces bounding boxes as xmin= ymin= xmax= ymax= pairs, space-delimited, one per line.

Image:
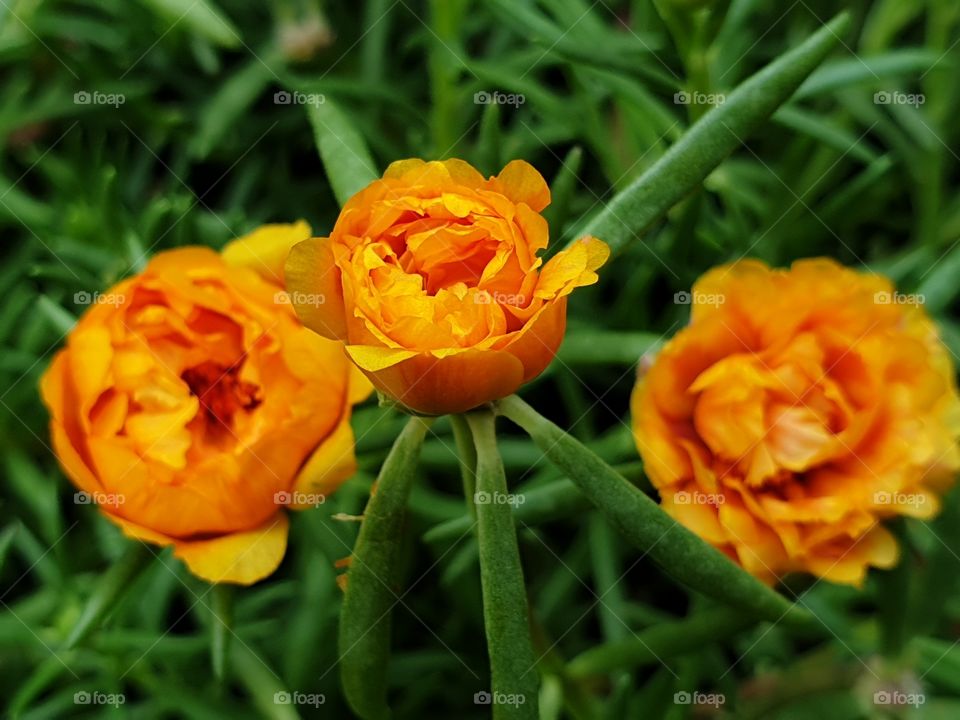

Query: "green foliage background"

xmin=1 ymin=0 xmax=959 ymax=717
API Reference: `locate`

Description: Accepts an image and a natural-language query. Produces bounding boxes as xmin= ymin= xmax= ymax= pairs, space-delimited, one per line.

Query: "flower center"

xmin=181 ymin=361 xmax=262 ymax=428
xmin=386 ymin=213 xmax=501 ymax=294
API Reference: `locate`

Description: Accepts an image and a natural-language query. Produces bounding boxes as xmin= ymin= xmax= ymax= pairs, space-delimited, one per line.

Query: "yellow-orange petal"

xmin=285 ymin=237 xmax=349 ymax=341
xmin=348 ymin=363 xmax=375 ymax=406
xmin=291 ymin=413 xmax=358 ymax=506
xmin=495 ymin=160 xmax=551 ymax=211
xmin=222 ymin=220 xmax=312 ymax=286
xmin=499 ymin=296 xmax=567 ymax=382
xmin=383 ymin=158 xmax=427 ymax=180
xmin=535 ymin=236 xmax=610 ymax=299
xmin=804 ymin=525 xmax=899 ymax=587
xmin=49 ymin=420 xmax=104 ymax=495
xmin=173 ymin=514 xmax=290 ymax=585
xmin=353 ymin=348 xmax=526 ymax=415
xmin=109 ymin=512 xmax=290 ymax=586
xmin=345 ymin=345 xmax=419 ymax=372
xmin=438 ymin=158 xmax=488 ymax=188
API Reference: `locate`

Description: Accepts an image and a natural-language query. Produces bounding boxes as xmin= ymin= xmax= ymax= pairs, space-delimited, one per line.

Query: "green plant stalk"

xmin=567 ymin=605 xmax=751 ymax=676
xmin=339 ymin=416 xmax=432 ymax=720
xmin=579 ymin=11 xmax=851 ymax=253
xmin=450 ymin=413 xmax=478 ymax=519
xmin=466 ymin=410 xmax=539 ymax=719
xmin=495 ymin=395 xmax=808 ymax=625
xmin=64 ymin=542 xmax=154 ymax=649
xmin=211 ymin=584 xmax=233 ymax=682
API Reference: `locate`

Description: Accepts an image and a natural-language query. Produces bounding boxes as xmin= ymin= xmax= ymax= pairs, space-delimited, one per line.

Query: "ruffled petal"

xmin=222 ymin=220 xmax=312 ymax=286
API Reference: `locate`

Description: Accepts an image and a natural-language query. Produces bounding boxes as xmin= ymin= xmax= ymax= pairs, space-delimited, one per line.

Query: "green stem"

xmin=578 ymin=12 xmax=851 ymax=253
xmin=339 ymin=416 xmax=432 ymax=720
xmin=466 ymin=410 xmax=539 ymax=719
xmin=450 ymin=414 xmax=478 ymax=518
xmin=211 ymin=584 xmax=233 ymax=682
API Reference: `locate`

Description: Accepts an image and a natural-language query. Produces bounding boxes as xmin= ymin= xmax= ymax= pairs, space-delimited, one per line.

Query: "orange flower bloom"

xmin=285 ymin=159 xmax=609 ymax=415
xmin=40 ymin=223 xmax=370 ymax=585
xmin=632 ymin=259 xmax=960 ymax=586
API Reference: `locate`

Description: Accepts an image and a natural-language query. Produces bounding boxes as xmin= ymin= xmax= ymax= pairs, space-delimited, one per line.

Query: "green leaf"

xmin=495 ymin=395 xmax=808 ymax=625
xmin=543 ymin=145 xmax=583 ymax=240
xmin=340 ymin=416 xmax=431 ymax=720
xmin=137 ymin=0 xmax=241 ymax=49
xmin=36 ymin=295 xmax=76 ymax=336
xmin=568 ymin=606 xmax=752 ymax=676
xmin=64 ymin=543 xmax=155 ymax=649
xmin=0 ymin=524 xmax=17 ymax=571
xmin=916 ymin=636 xmax=960 ymax=695
xmin=475 ymin=101 xmax=502 ymax=176
xmin=232 ymin=641 xmax=299 ymax=720
xmin=307 ymin=99 xmax=380 ymax=208
xmin=772 ymin=105 xmax=879 ymax=164
xmin=466 ymin=410 xmax=539 ymax=719
xmin=556 ymin=330 xmax=662 ymax=366
xmin=423 ymin=478 xmax=586 ymax=545
xmin=579 ymin=12 xmax=851 ymax=253
xmin=189 ymin=57 xmax=276 ymax=159
xmin=795 ymin=48 xmax=943 ymax=99
xmin=917 ymin=244 xmax=960 ymax=313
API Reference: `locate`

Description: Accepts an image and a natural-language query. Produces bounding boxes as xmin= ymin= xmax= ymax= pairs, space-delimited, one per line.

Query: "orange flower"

xmin=40 ymin=223 xmax=370 ymax=585
xmin=632 ymin=259 xmax=960 ymax=586
xmin=285 ymin=158 xmax=609 ymax=415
